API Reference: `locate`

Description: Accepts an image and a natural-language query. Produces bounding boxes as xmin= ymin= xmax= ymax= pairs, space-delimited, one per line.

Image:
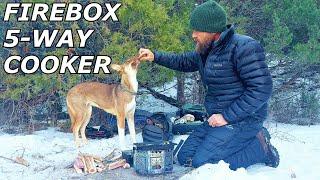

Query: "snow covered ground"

xmin=0 ymin=122 xmax=319 ymax=180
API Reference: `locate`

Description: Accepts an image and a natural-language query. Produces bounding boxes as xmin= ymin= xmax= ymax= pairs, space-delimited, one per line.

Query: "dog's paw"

xmin=82 ymin=138 xmax=89 ymax=145
xmin=75 ymin=140 xmax=82 ymax=148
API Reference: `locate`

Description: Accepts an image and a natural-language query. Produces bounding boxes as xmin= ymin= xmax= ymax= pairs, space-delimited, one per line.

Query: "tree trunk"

xmin=198 ymin=81 xmax=205 ymax=104
xmin=192 ymin=72 xmax=205 ymax=104
xmin=176 ymin=72 xmax=186 ymax=105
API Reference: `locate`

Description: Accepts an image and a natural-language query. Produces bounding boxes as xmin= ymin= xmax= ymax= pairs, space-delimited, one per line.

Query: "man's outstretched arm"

xmin=139 ymin=48 xmax=200 ymax=72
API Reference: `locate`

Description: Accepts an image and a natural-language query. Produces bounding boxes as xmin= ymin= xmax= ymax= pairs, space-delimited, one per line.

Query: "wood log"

xmin=88 ymin=156 xmax=97 ymax=174
xmin=107 ymin=159 xmax=126 ymax=170
xmin=73 ymin=157 xmax=84 ymax=173
xmin=93 ymin=156 xmax=103 ymax=163
xmin=74 ymin=164 xmax=83 ymax=174
xmin=84 ymin=156 xmax=91 ymax=173
xmin=80 ymin=153 xmax=103 ymax=162
xmin=74 ymin=154 xmax=105 ymax=174
xmin=83 ymin=156 xmax=95 ymax=174
xmin=80 ymin=156 xmax=88 ymax=173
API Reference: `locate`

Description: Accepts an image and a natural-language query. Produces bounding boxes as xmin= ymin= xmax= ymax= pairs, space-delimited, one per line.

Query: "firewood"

xmin=107 ymin=159 xmax=126 ymax=170
xmin=73 ymin=157 xmax=84 ymax=173
xmin=80 ymin=156 xmax=88 ymax=173
xmin=93 ymin=156 xmax=103 ymax=163
xmin=74 ymin=164 xmax=83 ymax=174
xmin=84 ymin=156 xmax=92 ymax=173
xmin=79 ymin=153 xmax=104 ymax=163
xmin=87 ymin=156 xmax=97 ymax=174
xmin=74 ymin=154 xmax=106 ymax=174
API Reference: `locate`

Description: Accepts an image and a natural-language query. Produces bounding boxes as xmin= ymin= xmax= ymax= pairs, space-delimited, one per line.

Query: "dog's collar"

xmin=119 ymin=85 xmax=138 ymax=95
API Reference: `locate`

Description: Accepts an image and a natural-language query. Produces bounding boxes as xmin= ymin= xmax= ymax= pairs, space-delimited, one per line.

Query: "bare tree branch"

xmin=139 ymin=83 xmax=181 ymax=108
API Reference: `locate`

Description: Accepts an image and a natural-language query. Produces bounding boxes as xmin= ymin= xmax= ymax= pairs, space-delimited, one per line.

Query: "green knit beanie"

xmin=190 ymin=0 xmax=227 ymax=33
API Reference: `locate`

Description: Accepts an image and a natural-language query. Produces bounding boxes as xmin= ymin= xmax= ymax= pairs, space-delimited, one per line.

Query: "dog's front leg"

xmin=117 ymin=112 xmax=126 ymax=150
xmin=126 ymin=111 xmax=136 ymax=144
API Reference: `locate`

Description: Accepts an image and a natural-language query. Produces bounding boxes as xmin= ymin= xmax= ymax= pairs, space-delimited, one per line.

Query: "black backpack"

xmin=142 ymin=112 xmax=173 ymax=143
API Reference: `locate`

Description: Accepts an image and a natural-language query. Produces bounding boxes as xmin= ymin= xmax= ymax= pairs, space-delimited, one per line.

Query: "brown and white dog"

xmin=66 ymin=56 xmax=140 ymax=149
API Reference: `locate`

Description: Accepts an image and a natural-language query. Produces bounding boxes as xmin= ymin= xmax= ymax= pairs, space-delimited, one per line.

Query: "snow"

xmin=0 ymin=123 xmax=320 ymax=180
xmin=0 ymin=128 xmax=143 ymax=179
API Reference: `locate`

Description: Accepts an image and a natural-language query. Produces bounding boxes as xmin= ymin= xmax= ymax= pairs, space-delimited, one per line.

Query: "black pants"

xmin=177 ymin=121 xmax=267 ymax=170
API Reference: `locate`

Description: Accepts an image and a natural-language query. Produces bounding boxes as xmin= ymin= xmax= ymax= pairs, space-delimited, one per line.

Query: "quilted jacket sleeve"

xmin=222 ymin=40 xmax=273 ymax=123
xmin=153 ymin=51 xmax=201 ymax=72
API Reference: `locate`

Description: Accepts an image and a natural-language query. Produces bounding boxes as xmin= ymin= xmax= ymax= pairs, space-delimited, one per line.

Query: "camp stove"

xmin=133 ymin=142 xmax=175 ymax=175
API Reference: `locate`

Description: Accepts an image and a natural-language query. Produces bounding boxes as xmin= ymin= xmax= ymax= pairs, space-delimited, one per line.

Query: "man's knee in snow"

xmin=191 ymin=151 xmax=210 ymax=168
xmin=191 ymin=156 xmax=206 ymax=168
xmin=177 ymin=150 xmax=209 ymax=168
xmin=177 ymin=148 xmax=195 ymax=167
xmin=191 ymin=150 xmax=218 ymax=168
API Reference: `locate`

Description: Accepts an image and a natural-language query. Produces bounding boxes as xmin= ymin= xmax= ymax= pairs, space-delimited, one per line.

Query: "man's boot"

xmin=256 ymin=127 xmax=280 ymax=168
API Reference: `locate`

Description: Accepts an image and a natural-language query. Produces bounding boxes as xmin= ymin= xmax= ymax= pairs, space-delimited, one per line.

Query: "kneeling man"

xmin=139 ymin=0 xmax=279 ymax=170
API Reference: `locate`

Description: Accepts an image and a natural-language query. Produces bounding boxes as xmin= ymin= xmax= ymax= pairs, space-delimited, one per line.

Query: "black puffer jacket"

xmin=154 ymin=25 xmax=273 ymax=124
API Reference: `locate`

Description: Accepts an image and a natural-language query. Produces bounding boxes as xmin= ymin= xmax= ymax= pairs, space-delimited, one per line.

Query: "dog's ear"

xmin=110 ymin=64 xmax=122 ymax=72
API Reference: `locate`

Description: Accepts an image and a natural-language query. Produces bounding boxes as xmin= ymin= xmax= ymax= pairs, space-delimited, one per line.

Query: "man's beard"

xmin=195 ymin=40 xmax=212 ymax=54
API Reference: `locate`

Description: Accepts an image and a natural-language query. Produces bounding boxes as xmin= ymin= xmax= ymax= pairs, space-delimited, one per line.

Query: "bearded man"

xmin=139 ymin=0 xmax=279 ymax=170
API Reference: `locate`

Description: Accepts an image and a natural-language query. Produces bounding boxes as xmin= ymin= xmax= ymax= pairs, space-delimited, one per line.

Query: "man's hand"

xmin=208 ymin=114 xmax=228 ymax=127
xmin=138 ymin=48 xmax=154 ymax=61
